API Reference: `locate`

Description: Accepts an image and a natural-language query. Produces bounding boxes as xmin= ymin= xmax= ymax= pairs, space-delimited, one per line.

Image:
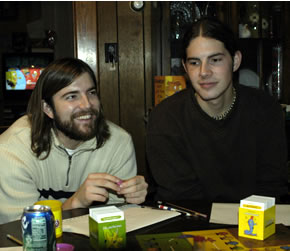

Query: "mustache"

xmin=72 ymin=108 xmax=99 ymax=119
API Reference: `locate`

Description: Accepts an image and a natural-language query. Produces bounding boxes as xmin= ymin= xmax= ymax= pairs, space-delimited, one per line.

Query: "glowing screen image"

xmin=6 ymin=67 xmax=44 ymax=90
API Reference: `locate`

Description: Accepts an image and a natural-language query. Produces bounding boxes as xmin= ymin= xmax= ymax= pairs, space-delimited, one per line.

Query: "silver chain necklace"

xmin=211 ymin=88 xmax=236 ymax=120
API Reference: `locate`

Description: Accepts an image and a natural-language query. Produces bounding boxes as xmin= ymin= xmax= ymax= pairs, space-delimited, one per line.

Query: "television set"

xmin=2 ymin=52 xmax=54 ymax=103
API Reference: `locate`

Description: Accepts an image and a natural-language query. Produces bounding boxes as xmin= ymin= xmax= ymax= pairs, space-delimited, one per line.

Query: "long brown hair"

xmin=27 ymin=58 xmax=110 ymax=159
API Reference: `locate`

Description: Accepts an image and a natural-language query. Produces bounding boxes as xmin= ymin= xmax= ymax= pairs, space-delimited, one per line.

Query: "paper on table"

xmin=0 ymin=247 xmax=22 ymax=251
xmin=63 ymin=214 xmax=89 ymax=236
xmin=63 ymin=206 xmax=180 ymax=236
xmin=210 ymin=203 xmax=290 ymax=226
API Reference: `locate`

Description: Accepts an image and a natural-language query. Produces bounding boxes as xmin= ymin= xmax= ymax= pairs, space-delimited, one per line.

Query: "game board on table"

xmin=136 ymin=227 xmax=290 ymax=251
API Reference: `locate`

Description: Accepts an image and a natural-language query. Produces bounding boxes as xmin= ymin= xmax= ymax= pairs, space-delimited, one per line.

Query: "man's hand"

xmin=63 ymin=173 xmax=122 ymax=210
xmin=117 ymin=175 xmax=148 ymax=204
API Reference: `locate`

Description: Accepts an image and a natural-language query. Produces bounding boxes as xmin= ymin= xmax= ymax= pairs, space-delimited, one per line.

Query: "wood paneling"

xmin=151 ymin=2 xmax=162 ymax=77
xmin=97 ymin=2 xmax=120 ymax=125
xmin=118 ymin=2 xmax=146 ymax=174
xmin=161 ymin=2 xmax=171 ymax=75
xmin=282 ymin=2 xmax=290 ymax=104
xmin=144 ymin=3 xmax=153 ymax=112
xmin=73 ymin=2 xmax=98 ymax=78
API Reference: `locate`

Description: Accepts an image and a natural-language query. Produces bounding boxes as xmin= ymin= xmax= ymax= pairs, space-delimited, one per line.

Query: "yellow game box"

xmin=238 ymin=195 xmax=275 ymax=240
xmin=154 ymin=76 xmax=186 ymax=106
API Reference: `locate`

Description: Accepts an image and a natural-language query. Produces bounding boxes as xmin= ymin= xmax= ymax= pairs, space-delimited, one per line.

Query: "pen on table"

xmin=166 ymin=202 xmax=208 ymax=219
xmin=6 ymin=234 xmax=23 ymax=246
xmin=158 ymin=201 xmax=208 ymax=219
xmin=158 ymin=204 xmax=192 ymax=216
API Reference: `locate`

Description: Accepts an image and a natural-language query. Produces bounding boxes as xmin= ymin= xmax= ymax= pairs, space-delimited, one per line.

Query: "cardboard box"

xmin=89 ymin=206 xmax=126 ymax=250
xmin=238 ymin=195 xmax=275 ymax=240
xmin=154 ymin=76 xmax=186 ymax=106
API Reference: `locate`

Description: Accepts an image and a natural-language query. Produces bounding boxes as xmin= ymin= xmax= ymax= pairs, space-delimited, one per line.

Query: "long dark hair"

xmin=182 ymin=17 xmax=238 ymax=61
xmin=27 ymin=57 xmax=110 ymax=159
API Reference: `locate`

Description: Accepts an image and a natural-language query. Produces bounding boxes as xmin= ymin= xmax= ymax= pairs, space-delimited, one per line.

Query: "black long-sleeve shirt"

xmin=146 ymin=84 xmax=288 ymax=203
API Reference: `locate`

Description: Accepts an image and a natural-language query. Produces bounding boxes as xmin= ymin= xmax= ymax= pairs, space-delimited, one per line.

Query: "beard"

xmin=53 ymin=107 xmax=106 ymax=141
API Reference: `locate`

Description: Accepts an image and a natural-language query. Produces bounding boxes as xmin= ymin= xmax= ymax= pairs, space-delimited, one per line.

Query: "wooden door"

xmin=73 ymin=1 xmax=153 ymax=176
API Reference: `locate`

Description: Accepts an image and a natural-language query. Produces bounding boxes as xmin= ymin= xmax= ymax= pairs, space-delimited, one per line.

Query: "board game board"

xmin=136 ymin=227 xmax=290 ymax=251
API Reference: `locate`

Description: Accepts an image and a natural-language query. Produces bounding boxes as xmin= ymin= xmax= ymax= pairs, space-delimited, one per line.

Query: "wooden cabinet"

xmin=229 ymin=2 xmax=290 ymax=104
xmin=234 ymin=2 xmax=285 ymax=102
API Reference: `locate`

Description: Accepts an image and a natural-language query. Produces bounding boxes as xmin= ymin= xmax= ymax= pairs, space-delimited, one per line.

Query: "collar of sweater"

xmin=51 ymin=129 xmax=97 ymax=152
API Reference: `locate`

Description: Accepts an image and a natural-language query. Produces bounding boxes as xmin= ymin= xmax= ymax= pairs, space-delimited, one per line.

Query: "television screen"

xmin=6 ymin=67 xmax=44 ymax=90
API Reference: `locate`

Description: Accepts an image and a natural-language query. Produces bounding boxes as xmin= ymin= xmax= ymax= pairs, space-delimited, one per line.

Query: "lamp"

xmin=130 ymin=1 xmax=145 ymax=12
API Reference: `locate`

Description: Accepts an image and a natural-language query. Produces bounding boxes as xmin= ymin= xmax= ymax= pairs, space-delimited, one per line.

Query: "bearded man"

xmin=0 ymin=58 xmax=148 ymax=224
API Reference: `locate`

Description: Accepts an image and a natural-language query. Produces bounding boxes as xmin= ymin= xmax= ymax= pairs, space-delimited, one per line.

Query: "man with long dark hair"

xmin=146 ymin=18 xmax=288 ymax=203
xmin=0 ymin=58 xmax=148 ymax=224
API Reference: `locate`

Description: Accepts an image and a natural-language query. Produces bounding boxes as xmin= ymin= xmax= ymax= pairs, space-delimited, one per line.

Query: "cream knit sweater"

xmin=0 ymin=116 xmax=137 ymax=224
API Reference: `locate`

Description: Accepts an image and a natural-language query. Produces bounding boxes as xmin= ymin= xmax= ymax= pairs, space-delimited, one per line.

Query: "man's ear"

xmin=42 ymin=100 xmax=54 ymax=119
xmin=182 ymin=59 xmax=188 ymax=74
xmin=233 ymin=50 xmax=242 ymax=72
